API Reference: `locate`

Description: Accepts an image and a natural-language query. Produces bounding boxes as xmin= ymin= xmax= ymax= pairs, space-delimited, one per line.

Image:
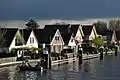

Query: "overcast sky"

xmin=0 ymin=0 xmax=120 ymax=20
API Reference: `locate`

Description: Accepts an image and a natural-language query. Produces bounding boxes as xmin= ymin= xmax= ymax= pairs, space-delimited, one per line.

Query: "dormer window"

xmin=30 ymin=37 xmax=34 ymax=44
xmin=55 ymin=36 xmax=59 ymax=41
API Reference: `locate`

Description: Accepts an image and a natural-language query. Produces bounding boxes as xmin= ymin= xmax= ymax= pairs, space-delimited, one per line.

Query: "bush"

xmin=50 ymin=52 xmax=60 ymax=57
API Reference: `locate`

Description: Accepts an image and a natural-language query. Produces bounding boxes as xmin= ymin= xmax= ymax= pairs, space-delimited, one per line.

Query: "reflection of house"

xmin=0 ymin=28 xmax=23 ymax=53
xmin=82 ymin=25 xmax=98 ymax=42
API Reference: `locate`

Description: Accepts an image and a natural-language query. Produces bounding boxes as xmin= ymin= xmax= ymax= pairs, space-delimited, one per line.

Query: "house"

xmin=96 ymin=29 xmax=110 ymax=43
xmin=44 ymin=24 xmax=84 ymax=53
xmin=71 ymin=24 xmax=84 ymax=45
xmin=115 ymin=31 xmax=120 ymax=43
xmin=62 ymin=33 xmax=76 ymax=53
xmin=20 ymin=29 xmax=38 ymax=48
xmin=105 ymin=30 xmax=117 ymax=44
xmin=82 ymin=24 xmax=98 ymax=42
xmin=34 ymin=28 xmax=64 ymax=53
xmin=0 ymin=28 xmax=23 ymax=53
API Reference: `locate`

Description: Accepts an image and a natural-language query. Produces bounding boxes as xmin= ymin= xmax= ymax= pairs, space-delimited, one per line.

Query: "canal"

xmin=0 ymin=53 xmax=120 ymax=80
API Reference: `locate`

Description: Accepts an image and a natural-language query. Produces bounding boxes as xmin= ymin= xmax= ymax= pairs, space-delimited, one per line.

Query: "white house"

xmin=25 ymin=30 xmax=38 ymax=48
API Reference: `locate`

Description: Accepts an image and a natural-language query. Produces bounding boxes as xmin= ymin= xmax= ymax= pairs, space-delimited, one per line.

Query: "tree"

xmin=25 ymin=19 xmax=39 ymax=30
xmin=93 ymin=21 xmax=108 ymax=32
xmin=92 ymin=36 xmax=104 ymax=49
xmin=109 ymin=19 xmax=120 ymax=31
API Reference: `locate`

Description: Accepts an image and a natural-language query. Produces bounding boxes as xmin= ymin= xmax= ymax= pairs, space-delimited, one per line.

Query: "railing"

xmin=52 ymin=57 xmax=76 ymax=65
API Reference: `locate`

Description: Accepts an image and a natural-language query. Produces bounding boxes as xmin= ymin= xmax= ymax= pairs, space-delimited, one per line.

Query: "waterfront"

xmin=0 ymin=53 xmax=120 ymax=80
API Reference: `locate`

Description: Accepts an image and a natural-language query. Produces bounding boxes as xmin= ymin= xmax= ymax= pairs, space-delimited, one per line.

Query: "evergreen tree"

xmin=25 ymin=19 xmax=39 ymax=30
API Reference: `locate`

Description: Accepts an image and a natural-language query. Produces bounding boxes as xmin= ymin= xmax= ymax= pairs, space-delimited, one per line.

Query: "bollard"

xmin=44 ymin=54 xmax=48 ymax=69
xmin=99 ymin=48 xmax=103 ymax=60
xmin=115 ymin=47 xmax=118 ymax=56
xmin=73 ymin=54 xmax=75 ymax=63
xmin=78 ymin=50 xmax=83 ymax=65
xmin=105 ymin=47 xmax=108 ymax=55
xmin=49 ymin=57 xmax=51 ymax=69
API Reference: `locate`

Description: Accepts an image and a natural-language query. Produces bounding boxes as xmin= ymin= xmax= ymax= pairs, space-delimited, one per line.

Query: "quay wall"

xmin=0 ymin=57 xmax=16 ymax=64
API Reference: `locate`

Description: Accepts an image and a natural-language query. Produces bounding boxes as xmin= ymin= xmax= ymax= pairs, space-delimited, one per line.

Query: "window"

xmin=71 ymin=39 xmax=73 ymax=42
xmin=30 ymin=37 xmax=34 ymax=44
xmin=53 ymin=46 xmax=56 ymax=52
xmin=15 ymin=38 xmax=22 ymax=46
xmin=15 ymin=38 xmax=18 ymax=46
xmin=57 ymin=45 xmax=61 ymax=53
xmin=55 ymin=36 xmax=59 ymax=41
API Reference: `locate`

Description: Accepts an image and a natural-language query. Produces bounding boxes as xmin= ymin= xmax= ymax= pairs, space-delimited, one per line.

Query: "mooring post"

xmin=43 ymin=48 xmax=49 ymax=69
xmin=78 ymin=47 xmax=83 ymax=65
xmin=105 ymin=47 xmax=108 ymax=55
xmin=115 ymin=46 xmax=118 ymax=56
xmin=73 ymin=54 xmax=75 ymax=63
xmin=99 ymin=47 xmax=104 ymax=60
xmin=49 ymin=57 xmax=51 ymax=69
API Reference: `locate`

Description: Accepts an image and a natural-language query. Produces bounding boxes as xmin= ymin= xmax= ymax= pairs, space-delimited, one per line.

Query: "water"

xmin=0 ymin=54 xmax=120 ymax=80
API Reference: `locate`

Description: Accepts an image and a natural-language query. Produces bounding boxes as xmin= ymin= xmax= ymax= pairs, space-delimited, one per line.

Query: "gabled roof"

xmin=62 ymin=33 xmax=72 ymax=45
xmin=96 ymin=29 xmax=110 ymax=36
xmin=71 ymin=24 xmax=80 ymax=36
xmin=41 ymin=27 xmax=57 ymax=44
xmin=45 ymin=24 xmax=76 ymax=44
xmin=44 ymin=24 xmax=70 ymax=35
xmin=82 ymin=25 xmax=93 ymax=36
xmin=2 ymin=28 xmax=18 ymax=47
xmin=19 ymin=29 xmax=32 ymax=44
xmin=107 ymin=30 xmax=114 ymax=41
xmin=33 ymin=29 xmax=44 ymax=44
xmin=116 ymin=31 xmax=120 ymax=40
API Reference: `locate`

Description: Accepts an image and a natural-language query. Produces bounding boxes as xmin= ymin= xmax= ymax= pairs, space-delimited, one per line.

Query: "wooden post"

xmin=49 ymin=57 xmax=51 ymax=69
xmin=78 ymin=47 xmax=83 ymax=65
xmin=99 ymin=47 xmax=103 ymax=60
xmin=105 ymin=47 xmax=108 ymax=55
xmin=115 ymin=46 xmax=118 ymax=56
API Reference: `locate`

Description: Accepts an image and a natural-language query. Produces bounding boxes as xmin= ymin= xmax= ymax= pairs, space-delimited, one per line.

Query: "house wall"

xmin=50 ymin=29 xmax=64 ymax=53
xmin=68 ymin=36 xmax=76 ymax=47
xmin=9 ymin=31 xmax=24 ymax=52
xmin=89 ymin=28 xmax=96 ymax=40
xmin=26 ymin=30 xmax=38 ymax=48
xmin=93 ymin=26 xmax=98 ymax=37
xmin=75 ymin=28 xmax=83 ymax=42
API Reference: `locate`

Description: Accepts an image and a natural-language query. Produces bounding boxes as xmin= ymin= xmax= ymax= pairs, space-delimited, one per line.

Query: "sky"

xmin=0 ymin=0 xmax=120 ymax=20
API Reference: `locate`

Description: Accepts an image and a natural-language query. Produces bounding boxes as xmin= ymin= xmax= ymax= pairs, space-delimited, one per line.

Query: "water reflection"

xmin=0 ymin=54 xmax=120 ymax=80
xmin=0 ymin=67 xmax=10 ymax=80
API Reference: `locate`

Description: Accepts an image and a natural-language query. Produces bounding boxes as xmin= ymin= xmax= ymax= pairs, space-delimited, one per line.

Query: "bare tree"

xmin=93 ymin=21 xmax=108 ymax=32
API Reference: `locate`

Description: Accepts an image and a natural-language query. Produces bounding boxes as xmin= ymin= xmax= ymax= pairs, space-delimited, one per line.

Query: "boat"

xmin=18 ymin=65 xmax=43 ymax=71
xmin=18 ymin=61 xmax=44 ymax=71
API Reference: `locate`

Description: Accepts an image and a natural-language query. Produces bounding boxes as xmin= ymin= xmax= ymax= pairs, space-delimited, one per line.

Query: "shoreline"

xmin=0 ymin=51 xmax=115 ymax=68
